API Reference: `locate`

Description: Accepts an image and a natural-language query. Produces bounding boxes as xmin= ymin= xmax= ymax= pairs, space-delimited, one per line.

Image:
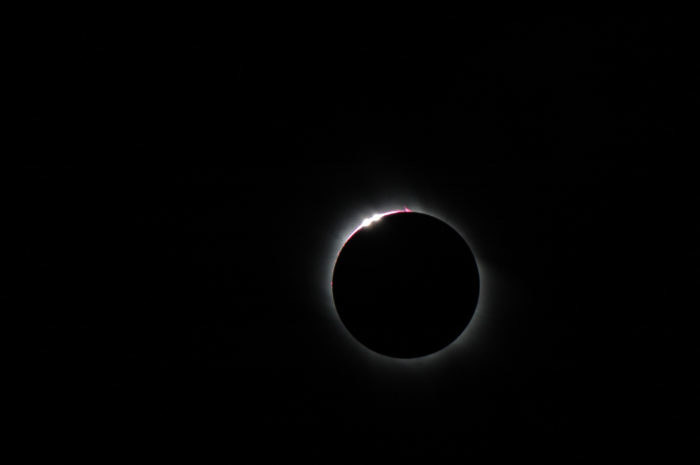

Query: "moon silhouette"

xmin=332 ymin=211 xmax=480 ymax=358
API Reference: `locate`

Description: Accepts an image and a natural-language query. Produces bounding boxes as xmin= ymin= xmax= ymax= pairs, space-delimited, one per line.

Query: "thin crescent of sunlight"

xmin=346 ymin=208 xmax=412 ymax=242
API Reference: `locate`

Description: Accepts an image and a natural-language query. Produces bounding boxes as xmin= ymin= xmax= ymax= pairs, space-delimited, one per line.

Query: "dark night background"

xmin=14 ymin=17 xmax=699 ymax=462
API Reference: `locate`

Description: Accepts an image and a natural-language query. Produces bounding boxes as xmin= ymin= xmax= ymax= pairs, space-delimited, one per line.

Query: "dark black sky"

xmin=15 ymin=17 xmax=699 ymax=463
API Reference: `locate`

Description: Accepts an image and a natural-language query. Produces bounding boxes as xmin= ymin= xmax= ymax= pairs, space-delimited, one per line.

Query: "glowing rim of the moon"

xmin=326 ymin=206 xmax=489 ymax=365
xmin=334 ymin=207 xmax=412 ymax=267
xmin=353 ymin=208 xmax=411 ymax=236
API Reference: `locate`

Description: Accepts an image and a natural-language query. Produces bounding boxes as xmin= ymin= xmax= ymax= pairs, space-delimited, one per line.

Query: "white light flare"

xmin=345 ymin=208 xmax=411 ymax=243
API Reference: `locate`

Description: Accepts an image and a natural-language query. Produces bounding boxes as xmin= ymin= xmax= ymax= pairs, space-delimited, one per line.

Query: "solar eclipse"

xmin=331 ymin=210 xmax=480 ymax=358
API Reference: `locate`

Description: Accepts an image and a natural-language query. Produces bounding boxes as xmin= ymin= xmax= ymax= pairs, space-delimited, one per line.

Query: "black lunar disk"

xmin=332 ymin=212 xmax=480 ymax=358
